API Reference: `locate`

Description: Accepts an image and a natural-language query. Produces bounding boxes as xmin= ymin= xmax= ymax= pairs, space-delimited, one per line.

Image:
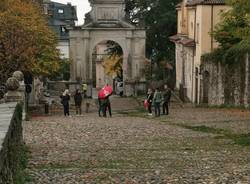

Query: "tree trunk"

xmin=244 ymin=53 xmax=249 ymax=108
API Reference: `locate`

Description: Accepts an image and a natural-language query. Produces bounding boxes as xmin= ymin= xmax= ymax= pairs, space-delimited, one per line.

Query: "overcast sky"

xmin=53 ymin=0 xmax=91 ymax=25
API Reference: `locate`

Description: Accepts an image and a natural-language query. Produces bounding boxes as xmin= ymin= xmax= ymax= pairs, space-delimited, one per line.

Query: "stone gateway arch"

xmin=69 ymin=0 xmax=146 ymax=96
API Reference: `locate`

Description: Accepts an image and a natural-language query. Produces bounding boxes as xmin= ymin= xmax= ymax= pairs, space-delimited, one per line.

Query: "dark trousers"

xmin=63 ymin=104 xmax=69 ymax=116
xmin=98 ymin=99 xmax=102 ymax=117
xmin=103 ymin=103 xmax=112 ymax=117
xmin=76 ymin=105 xmax=82 ymax=115
xmin=162 ymin=101 xmax=169 ymax=115
xmin=83 ymin=91 xmax=87 ymax=98
xmin=154 ymin=102 xmax=161 ymax=117
xmin=148 ymin=103 xmax=152 ymax=113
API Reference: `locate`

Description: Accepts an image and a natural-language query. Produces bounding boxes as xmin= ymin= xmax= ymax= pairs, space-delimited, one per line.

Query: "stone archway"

xmin=69 ymin=0 xmax=146 ymax=96
xmin=91 ymin=40 xmax=124 ymax=90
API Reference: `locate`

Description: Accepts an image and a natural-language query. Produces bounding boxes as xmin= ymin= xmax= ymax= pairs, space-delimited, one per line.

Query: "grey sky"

xmin=53 ymin=0 xmax=91 ymax=25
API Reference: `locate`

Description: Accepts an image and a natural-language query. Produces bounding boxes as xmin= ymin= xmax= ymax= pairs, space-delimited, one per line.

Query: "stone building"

xmin=69 ymin=0 xmax=146 ymax=96
xmin=43 ymin=0 xmax=77 ymax=58
xmin=170 ymin=0 xmax=229 ymax=103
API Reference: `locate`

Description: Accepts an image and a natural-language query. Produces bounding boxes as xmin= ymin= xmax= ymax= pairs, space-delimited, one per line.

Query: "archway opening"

xmin=92 ymin=40 xmax=123 ymax=95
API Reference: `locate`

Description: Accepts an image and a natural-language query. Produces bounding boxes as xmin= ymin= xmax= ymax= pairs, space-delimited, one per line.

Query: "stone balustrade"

xmin=0 ymin=102 xmax=23 ymax=184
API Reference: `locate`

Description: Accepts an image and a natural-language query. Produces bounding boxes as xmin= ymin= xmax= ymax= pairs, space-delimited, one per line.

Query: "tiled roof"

xmin=176 ymin=0 xmax=225 ymax=8
xmin=187 ymin=0 xmax=225 ymax=6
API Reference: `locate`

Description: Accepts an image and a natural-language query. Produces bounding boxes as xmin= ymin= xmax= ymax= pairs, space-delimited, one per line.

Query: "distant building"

xmin=43 ymin=0 xmax=77 ymax=58
xmin=170 ymin=0 xmax=229 ymax=104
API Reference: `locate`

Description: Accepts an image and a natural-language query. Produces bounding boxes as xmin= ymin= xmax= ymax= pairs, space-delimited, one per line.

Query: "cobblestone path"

xmin=24 ymin=97 xmax=250 ymax=183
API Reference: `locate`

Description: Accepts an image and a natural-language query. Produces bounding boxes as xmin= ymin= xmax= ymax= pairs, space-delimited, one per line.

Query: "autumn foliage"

xmin=0 ymin=0 xmax=60 ymax=83
xmin=103 ymin=55 xmax=123 ymax=79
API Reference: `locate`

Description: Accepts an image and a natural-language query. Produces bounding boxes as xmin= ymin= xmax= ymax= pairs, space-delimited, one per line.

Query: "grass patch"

xmin=230 ymin=133 xmax=250 ymax=146
xmin=173 ymin=124 xmax=250 ymax=147
xmin=178 ymin=125 xmax=229 ymax=135
xmin=196 ymin=103 xmax=250 ymax=110
xmin=187 ymin=126 xmax=250 ymax=147
xmin=116 ymin=106 xmax=147 ymax=117
xmin=31 ymin=161 xmax=95 ymax=170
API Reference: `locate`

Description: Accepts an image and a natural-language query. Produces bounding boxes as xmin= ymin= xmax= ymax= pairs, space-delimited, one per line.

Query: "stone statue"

xmin=5 ymin=71 xmax=27 ymax=119
xmin=34 ymin=76 xmax=43 ymax=104
xmin=12 ymin=71 xmax=24 ymax=82
xmin=6 ymin=77 xmax=20 ymax=91
xmin=4 ymin=77 xmax=22 ymax=102
xmin=13 ymin=71 xmax=25 ymax=92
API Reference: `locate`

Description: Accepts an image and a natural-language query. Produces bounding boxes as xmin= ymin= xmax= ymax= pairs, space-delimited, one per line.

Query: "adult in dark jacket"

xmin=162 ymin=85 xmax=171 ymax=115
xmin=74 ymin=89 xmax=82 ymax=115
xmin=60 ymin=89 xmax=70 ymax=116
xmin=153 ymin=88 xmax=162 ymax=117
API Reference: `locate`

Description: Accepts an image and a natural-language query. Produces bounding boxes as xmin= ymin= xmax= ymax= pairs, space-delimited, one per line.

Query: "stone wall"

xmin=0 ymin=102 xmax=23 ymax=184
xmin=201 ymin=56 xmax=250 ymax=106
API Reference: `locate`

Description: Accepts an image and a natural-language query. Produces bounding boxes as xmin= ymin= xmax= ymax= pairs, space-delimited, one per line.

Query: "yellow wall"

xmin=175 ymin=1 xmax=229 ymax=103
xmin=212 ymin=5 xmax=229 ymax=48
xmin=177 ymin=10 xmax=182 ymax=34
xmin=187 ymin=8 xmax=195 ymax=39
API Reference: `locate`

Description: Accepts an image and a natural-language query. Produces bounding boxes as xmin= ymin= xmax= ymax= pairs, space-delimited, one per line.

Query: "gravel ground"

xmin=24 ymin=97 xmax=250 ymax=183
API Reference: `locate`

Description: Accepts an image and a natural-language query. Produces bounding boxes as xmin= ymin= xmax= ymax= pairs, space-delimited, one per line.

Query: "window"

xmin=58 ymin=9 xmax=64 ymax=14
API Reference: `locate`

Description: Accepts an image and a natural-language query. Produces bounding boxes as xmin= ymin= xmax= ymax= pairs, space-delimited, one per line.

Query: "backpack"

xmin=154 ymin=91 xmax=162 ymax=103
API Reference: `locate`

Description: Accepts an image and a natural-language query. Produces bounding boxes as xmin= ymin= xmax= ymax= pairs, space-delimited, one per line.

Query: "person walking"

xmin=162 ymin=85 xmax=171 ymax=115
xmin=74 ymin=89 xmax=82 ymax=115
xmin=146 ymin=88 xmax=153 ymax=116
xmin=60 ymin=89 xmax=71 ymax=116
xmin=153 ymin=88 xmax=162 ymax=117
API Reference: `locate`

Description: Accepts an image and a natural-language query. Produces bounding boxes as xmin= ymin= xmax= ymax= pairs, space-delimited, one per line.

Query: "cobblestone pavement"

xmin=24 ymin=97 xmax=250 ymax=183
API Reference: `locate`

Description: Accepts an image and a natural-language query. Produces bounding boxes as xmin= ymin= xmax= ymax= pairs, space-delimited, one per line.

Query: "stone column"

xmin=124 ymin=32 xmax=133 ymax=96
xmin=82 ymin=31 xmax=90 ymax=82
xmin=69 ymin=36 xmax=77 ymax=81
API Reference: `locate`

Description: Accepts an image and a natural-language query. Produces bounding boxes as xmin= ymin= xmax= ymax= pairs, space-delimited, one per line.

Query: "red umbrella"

xmin=104 ymin=85 xmax=113 ymax=94
xmin=98 ymin=85 xmax=113 ymax=99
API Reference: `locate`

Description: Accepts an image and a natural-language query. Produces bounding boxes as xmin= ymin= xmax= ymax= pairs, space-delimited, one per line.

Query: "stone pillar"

xmin=82 ymin=31 xmax=90 ymax=82
xmin=69 ymin=35 xmax=77 ymax=81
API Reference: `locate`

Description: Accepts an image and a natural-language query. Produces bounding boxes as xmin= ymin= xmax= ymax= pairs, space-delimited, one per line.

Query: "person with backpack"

xmin=162 ymin=85 xmax=171 ymax=115
xmin=153 ymin=88 xmax=162 ymax=117
xmin=74 ymin=89 xmax=82 ymax=115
